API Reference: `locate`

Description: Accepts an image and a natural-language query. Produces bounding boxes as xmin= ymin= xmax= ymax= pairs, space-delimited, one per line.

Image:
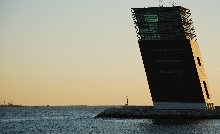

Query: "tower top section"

xmin=131 ymin=6 xmax=196 ymax=41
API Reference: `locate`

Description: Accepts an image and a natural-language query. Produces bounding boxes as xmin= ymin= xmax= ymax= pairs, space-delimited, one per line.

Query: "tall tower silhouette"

xmin=131 ymin=6 xmax=214 ymax=110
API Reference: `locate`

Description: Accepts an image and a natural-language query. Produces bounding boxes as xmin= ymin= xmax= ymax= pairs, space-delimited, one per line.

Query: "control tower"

xmin=131 ymin=6 xmax=214 ymax=110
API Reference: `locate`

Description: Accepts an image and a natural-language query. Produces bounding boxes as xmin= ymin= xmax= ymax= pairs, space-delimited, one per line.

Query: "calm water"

xmin=0 ymin=106 xmax=220 ymax=134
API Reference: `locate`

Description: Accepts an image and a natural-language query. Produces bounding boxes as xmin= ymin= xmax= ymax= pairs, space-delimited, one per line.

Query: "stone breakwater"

xmin=95 ymin=106 xmax=220 ymax=119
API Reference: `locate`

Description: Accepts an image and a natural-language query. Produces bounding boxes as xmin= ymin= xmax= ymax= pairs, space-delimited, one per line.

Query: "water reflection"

xmin=151 ymin=119 xmax=206 ymax=125
xmin=138 ymin=119 xmax=215 ymax=134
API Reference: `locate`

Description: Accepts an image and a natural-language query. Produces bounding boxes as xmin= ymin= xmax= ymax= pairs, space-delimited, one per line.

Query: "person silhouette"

xmin=125 ymin=96 xmax=128 ymax=106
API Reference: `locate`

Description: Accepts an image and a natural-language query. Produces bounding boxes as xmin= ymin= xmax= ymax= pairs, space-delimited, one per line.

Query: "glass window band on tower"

xmin=131 ymin=6 xmax=197 ymax=41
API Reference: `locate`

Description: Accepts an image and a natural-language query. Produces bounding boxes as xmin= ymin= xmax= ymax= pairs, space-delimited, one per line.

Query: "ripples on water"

xmin=0 ymin=106 xmax=220 ymax=134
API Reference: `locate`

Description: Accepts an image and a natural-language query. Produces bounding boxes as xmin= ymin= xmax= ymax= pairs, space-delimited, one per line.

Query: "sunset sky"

xmin=1 ymin=0 xmax=220 ymax=106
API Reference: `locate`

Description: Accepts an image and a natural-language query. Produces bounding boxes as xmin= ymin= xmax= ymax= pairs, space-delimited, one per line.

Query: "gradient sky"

xmin=0 ymin=0 xmax=220 ymax=106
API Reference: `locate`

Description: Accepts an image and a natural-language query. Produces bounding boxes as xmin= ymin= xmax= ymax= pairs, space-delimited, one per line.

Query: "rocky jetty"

xmin=95 ymin=106 xmax=220 ymax=119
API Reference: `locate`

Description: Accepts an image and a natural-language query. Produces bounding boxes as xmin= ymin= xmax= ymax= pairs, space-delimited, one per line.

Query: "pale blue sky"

xmin=0 ymin=0 xmax=220 ymax=106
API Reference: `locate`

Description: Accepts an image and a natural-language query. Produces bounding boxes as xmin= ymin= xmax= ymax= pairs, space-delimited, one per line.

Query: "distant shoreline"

xmin=0 ymin=105 xmax=97 ymax=107
xmin=0 ymin=105 xmax=137 ymax=107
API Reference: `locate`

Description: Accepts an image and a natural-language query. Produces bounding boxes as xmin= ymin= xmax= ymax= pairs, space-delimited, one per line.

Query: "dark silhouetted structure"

xmin=131 ymin=6 xmax=214 ymax=110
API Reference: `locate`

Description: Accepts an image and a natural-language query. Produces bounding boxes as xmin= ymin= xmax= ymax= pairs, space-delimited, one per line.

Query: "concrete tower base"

xmin=154 ymin=102 xmax=215 ymax=110
xmin=154 ymin=102 xmax=207 ymax=110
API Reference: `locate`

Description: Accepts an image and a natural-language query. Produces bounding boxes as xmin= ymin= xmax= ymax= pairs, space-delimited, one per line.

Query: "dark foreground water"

xmin=0 ymin=106 xmax=220 ymax=134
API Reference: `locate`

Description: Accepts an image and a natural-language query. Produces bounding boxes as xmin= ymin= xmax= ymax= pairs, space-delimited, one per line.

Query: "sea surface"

xmin=0 ymin=106 xmax=220 ymax=134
